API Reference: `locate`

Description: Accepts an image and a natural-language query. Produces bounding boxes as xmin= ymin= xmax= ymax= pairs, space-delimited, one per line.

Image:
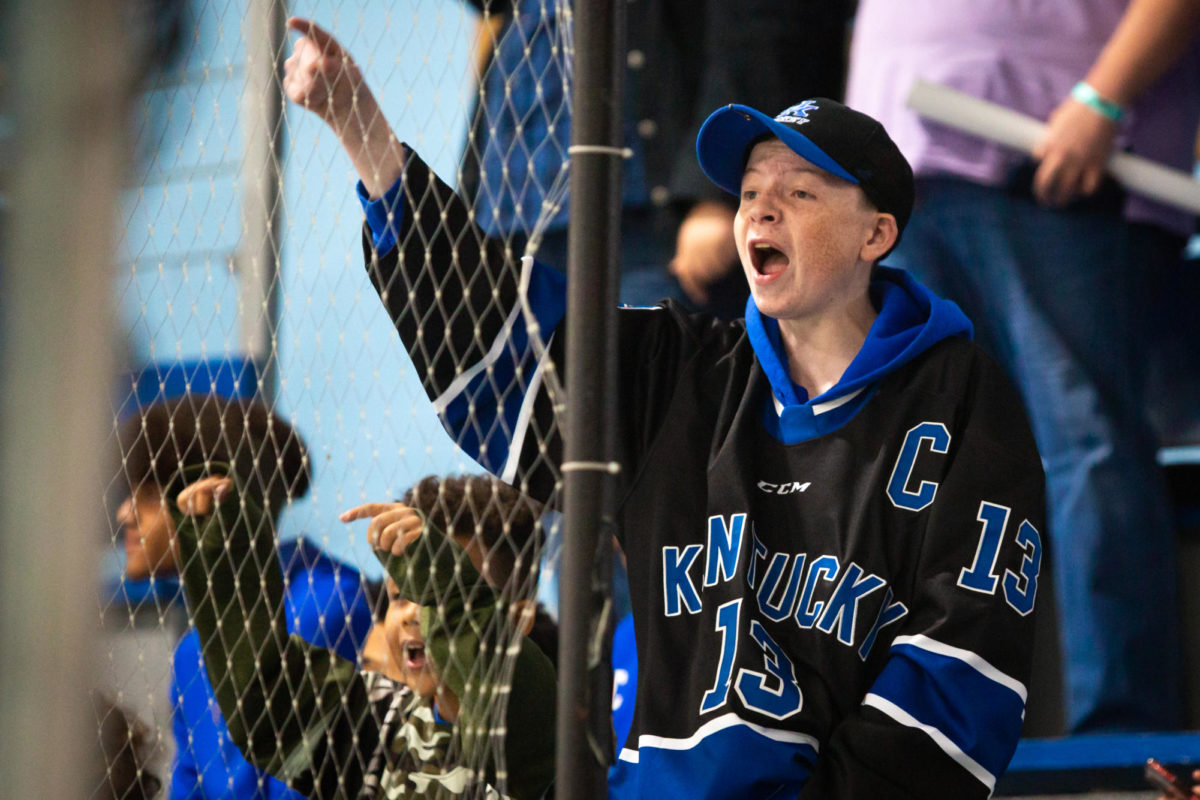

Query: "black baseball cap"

xmin=696 ymin=98 xmax=914 ymax=237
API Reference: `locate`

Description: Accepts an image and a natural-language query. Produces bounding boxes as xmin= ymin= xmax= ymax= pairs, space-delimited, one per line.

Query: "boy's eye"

xmin=741 ymin=190 xmax=757 ymax=201
xmin=793 ymin=190 xmax=811 ymax=199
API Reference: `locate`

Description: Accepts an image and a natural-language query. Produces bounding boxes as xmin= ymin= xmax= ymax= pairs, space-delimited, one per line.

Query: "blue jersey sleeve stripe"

xmin=610 ymin=713 xmax=817 ymax=800
xmin=438 ymin=351 xmax=528 ymax=474
xmin=432 ymin=255 xmax=565 ymax=415
xmin=433 ymin=256 xmax=566 ymax=472
xmin=430 ymin=300 xmax=526 ymax=414
xmin=893 ymin=633 xmax=1027 ymax=701
xmin=357 ymin=177 xmax=406 ymax=257
xmin=630 ymin=711 xmax=821 ymax=755
xmin=868 ymin=637 xmax=1025 ymax=785
xmin=863 ymin=693 xmax=997 ymax=791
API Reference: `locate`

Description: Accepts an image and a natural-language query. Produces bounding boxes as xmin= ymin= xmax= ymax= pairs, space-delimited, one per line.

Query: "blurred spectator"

xmin=400 ymin=475 xmax=560 ymax=669
xmin=1145 ymin=127 xmax=1200 ymax=447
xmin=846 ymin=0 xmax=1200 ymax=732
xmin=116 ymin=394 xmax=374 ymax=798
xmin=457 ymin=0 xmax=852 ymax=318
xmin=169 ymin=471 xmax=556 ymax=798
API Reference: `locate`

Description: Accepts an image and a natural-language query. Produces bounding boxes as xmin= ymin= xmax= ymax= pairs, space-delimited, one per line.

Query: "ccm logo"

xmin=757 ymin=480 xmax=811 ymax=495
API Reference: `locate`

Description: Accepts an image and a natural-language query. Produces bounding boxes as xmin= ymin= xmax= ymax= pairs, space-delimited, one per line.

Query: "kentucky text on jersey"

xmin=662 ymin=514 xmax=910 ymax=661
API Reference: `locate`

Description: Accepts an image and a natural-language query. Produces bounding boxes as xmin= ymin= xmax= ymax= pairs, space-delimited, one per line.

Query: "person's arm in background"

xmin=463 ymin=0 xmax=507 ymax=82
xmin=667 ymin=0 xmax=852 ymax=304
xmin=668 ymin=200 xmax=739 ymax=307
xmin=1032 ymin=0 xmax=1200 ymax=206
xmin=171 ymin=472 xmax=382 ymax=799
xmin=1152 ymin=765 xmax=1200 ymax=800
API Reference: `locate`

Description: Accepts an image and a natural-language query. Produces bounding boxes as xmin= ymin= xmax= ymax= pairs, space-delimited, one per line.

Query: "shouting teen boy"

xmin=285 ymin=18 xmax=1045 ymax=799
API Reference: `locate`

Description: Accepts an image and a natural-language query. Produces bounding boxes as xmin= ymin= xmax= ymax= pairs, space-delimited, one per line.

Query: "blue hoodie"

xmin=747 ymin=265 xmax=973 ymax=445
xmin=169 ymin=538 xmax=373 ymax=800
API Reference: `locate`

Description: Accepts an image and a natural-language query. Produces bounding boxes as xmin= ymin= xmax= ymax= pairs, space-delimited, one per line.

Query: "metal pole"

xmin=0 ymin=0 xmax=124 ymax=795
xmin=558 ymin=0 xmax=625 ymax=796
xmin=239 ymin=0 xmax=286 ymax=402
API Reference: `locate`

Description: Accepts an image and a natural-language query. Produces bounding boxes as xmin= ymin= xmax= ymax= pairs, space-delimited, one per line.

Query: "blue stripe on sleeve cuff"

xmin=357 ymin=176 xmax=405 ymax=257
xmin=437 ymin=257 xmax=567 ymax=475
xmin=870 ymin=637 xmax=1025 ymax=785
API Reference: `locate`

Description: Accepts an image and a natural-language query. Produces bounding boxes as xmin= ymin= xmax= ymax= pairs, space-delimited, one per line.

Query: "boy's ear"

xmin=861 ymin=212 xmax=899 ymax=263
xmin=507 ymin=598 xmax=537 ymax=636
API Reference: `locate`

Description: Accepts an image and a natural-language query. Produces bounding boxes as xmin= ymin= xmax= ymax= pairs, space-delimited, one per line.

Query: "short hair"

xmin=401 ymin=474 xmax=543 ymax=594
xmin=118 ymin=394 xmax=310 ymax=515
xmin=363 ymin=578 xmax=389 ymax=623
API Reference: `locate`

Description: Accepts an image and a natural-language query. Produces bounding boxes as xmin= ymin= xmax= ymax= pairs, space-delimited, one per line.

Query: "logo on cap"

xmin=775 ymin=100 xmax=820 ymax=125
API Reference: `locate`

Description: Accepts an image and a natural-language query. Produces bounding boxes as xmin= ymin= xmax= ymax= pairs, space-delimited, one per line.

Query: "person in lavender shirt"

xmin=846 ymin=0 xmax=1200 ymax=733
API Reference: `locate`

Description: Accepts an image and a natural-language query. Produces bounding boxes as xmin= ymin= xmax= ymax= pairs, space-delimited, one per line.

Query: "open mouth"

xmin=751 ymin=241 xmax=789 ymax=276
xmin=402 ymin=640 xmax=427 ymax=671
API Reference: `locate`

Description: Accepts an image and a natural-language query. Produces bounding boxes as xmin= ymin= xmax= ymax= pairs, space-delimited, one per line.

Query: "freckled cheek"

xmin=793 ymin=221 xmax=856 ymax=271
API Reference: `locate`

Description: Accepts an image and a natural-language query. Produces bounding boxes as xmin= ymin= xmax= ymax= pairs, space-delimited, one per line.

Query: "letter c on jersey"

xmin=886 ymin=421 xmax=951 ymax=512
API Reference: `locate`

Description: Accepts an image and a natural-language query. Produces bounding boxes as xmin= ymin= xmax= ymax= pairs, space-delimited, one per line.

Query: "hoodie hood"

xmin=747 ymin=265 xmax=972 ymax=444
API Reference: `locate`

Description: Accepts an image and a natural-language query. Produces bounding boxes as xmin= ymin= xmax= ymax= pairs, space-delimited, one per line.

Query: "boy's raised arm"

xmin=285 ymin=17 xmax=405 ymax=199
xmin=172 ymin=471 xmax=379 ymax=798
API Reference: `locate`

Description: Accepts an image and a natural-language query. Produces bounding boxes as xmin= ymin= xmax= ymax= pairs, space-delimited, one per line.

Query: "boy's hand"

xmin=176 ymin=476 xmax=233 ymax=517
xmin=340 ymin=502 xmax=424 ymax=556
xmin=284 ymin=17 xmax=365 ymax=129
xmin=283 ymin=17 xmax=403 ymax=199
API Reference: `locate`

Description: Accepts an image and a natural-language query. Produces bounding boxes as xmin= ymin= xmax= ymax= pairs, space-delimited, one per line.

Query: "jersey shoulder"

xmin=887 ymin=336 xmax=1040 ymax=466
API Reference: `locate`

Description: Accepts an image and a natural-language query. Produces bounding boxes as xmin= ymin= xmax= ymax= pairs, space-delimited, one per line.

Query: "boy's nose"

xmin=395 ymin=598 xmax=421 ymax=624
xmin=746 ymin=196 xmax=779 ymax=224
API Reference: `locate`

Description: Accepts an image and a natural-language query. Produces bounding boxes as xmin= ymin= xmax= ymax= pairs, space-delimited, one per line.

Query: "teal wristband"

xmin=1070 ymin=81 xmax=1125 ymax=123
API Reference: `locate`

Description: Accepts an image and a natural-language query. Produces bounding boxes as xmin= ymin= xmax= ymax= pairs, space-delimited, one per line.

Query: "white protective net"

xmin=98 ymin=0 xmax=574 ymax=797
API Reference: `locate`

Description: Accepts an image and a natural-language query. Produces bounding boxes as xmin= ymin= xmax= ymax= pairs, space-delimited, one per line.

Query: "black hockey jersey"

xmin=361 ymin=152 xmax=1046 ymax=799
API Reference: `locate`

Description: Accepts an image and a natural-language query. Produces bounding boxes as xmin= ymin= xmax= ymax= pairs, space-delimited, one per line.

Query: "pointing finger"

xmin=340 ymin=502 xmax=404 ymax=523
xmin=286 ymin=17 xmax=341 ymax=57
xmin=176 ymin=477 xmax=232 ymax=516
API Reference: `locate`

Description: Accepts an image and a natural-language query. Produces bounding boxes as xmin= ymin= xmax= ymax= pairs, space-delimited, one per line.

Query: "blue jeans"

xmin=887 ymin=176 xmax=1184 ymax=733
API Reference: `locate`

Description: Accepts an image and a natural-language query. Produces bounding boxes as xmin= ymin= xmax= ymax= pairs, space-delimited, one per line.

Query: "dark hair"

xmin=741 ymin=131 xmax=776 ymax=172
xmin=401 ymin=474 xmax=543 ymax=595
xmin=118 ymin=394 xmax=310 ymax=515
xmin=364 ymin=578 xmax=389 ymax=623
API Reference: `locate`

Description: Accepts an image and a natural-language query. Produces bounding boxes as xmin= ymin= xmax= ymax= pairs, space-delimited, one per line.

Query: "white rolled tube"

xmin=906 ymin=79 xmax=1200 ymax=216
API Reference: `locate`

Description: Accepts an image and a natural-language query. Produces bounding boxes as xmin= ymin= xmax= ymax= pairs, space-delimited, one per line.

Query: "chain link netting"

xmin=98 ymin=1 xmax=573 ymax=797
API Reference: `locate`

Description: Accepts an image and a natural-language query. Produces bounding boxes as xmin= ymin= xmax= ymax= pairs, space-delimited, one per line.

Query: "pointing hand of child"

xmin=176 ymin=476 xmax=233 ymax=516
xmin=340 ymin=502 xmax=423 ymax=556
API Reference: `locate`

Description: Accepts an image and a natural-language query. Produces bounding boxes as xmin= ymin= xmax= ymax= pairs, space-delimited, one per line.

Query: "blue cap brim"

xmin=696 ymin=104 xmax=858 ymax=196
